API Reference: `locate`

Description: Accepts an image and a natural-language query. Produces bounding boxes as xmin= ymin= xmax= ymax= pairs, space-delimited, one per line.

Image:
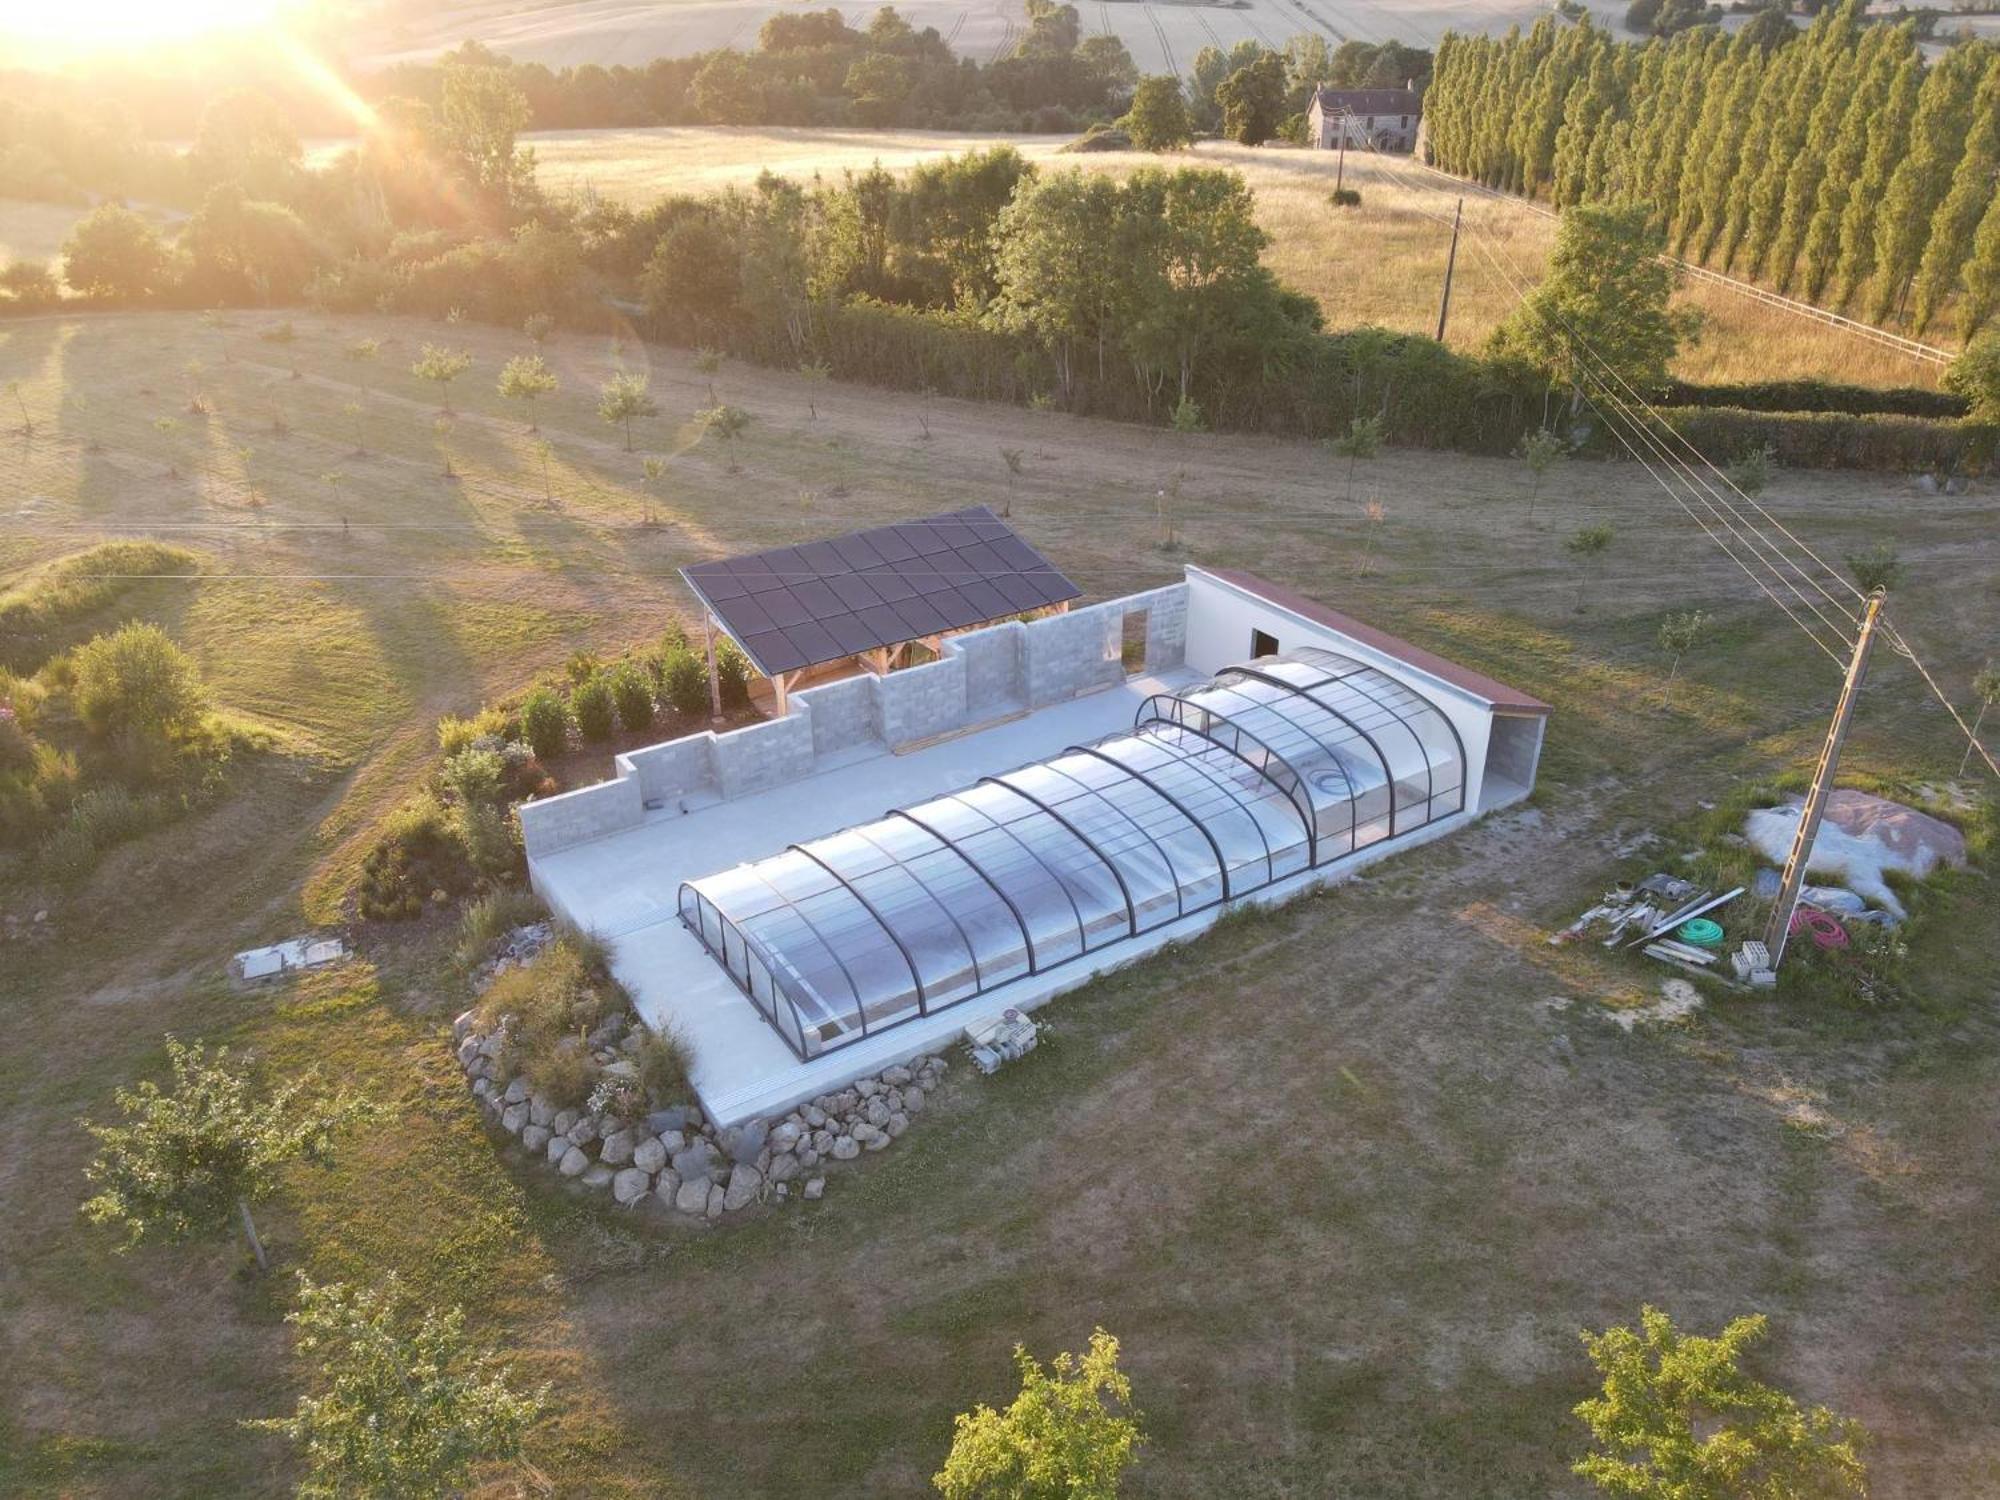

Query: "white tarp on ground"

xmin=1745 ymin=790 xmax=1968 ymax=918
xmin=232 ymin=937 xmax=347 ymax=980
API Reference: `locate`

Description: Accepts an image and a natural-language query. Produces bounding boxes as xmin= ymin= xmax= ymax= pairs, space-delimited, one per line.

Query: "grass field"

xmin=529 ymin=128 xmax=1949 ymax=389
xmin=1 ymin=308 xmax=1996 ymax=1497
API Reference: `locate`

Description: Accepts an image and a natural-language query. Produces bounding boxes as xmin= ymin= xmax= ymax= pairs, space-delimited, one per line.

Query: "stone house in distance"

xmin=1307 ymin=85 xmax=1422 ymax=152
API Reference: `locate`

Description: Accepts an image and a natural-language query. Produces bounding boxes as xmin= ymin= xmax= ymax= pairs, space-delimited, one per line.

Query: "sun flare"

xmin=0 ymin=0 xmax=287 ymax=51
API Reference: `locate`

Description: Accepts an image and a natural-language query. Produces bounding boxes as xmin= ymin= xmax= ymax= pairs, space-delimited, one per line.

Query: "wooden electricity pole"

xmin=1763 ymin=589 xmax=1885 ymax=969
xmin=1335 ymin=113 xmax=1347 ymax=194
xmin=1435 ymin=197 xmax=1463 ymax=343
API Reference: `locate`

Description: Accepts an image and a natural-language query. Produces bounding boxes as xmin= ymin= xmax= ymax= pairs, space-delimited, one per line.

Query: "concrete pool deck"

xmin=532 ymin=669 xmax=1204 ymax=1126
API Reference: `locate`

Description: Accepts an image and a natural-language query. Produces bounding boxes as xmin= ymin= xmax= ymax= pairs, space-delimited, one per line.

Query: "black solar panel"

xmin=682 ymin=507 xmax=1082 ymax=678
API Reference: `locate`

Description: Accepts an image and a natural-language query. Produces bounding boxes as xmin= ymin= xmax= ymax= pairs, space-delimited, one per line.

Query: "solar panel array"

xmin=681 ymin=506 xmax=1082 ymax=676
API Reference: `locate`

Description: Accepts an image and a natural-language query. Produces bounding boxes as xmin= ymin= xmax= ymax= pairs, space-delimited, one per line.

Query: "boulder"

xmin=674 ymin=1176 xmax=709 ymax=1215
xmin=655 ymin=1129 xmax=686 ymax=1155
xmin=633 ymin=1136 xmax=668 ymax=1174
xmin=581 ymin=1163 xmax=614 ymax=1189
xmin=500 ymin=1102 xmax=528 ymax=1134
xmin=521 ymin=1124 xmax=551 ymax=1154
xmin=723 ymin=1164 xmax=763 ymax=1212
xmin=477 ymin=1031 xmax=506 ymax=1060
xmin=864 ymin=1097 xmax=891 ymax=1129
xmin=811 ymin=1129 xmax=835 ymax=1155
xmin=558 ymin=1146 xmax=590 ymax=1177
xmin=721 ymin=1120 xmax=768 ymax=1165
xmin=551 ymin=1109 xmax=578 ymax=1137
xmin=882 ymin=1064 xmax=912 ymax=1086
xmin=456 ymin=1035 xmax=481 ymax=1070
xmin=804 ymin=1105 xmax=827 ymax=1129
xmin=852 ymin=1123 xmax=888 ymax=1151
xmin=567 ymin=1116 xmax=599 ymax=1147
xmin=453 ymin=1008 xmax=479 ymax=1043
xmin=471 ymin=1077 xmax=493 ymax=1100
xmin=598 ymin=1128 xmax=637 ymax=1167
xmin=705 ymin=1183 xmax=726 ymax=1220
xmin=884 ymin=1088 xmax=904 ymax=1114
xmin=528 ymin=1094 xmax=555 ymax=1128
xmin=768 ymin=1121 xmax=804 ymax=1154
xmin=804 ymin=1178 xmax=825 ymax=1201
xmin=503 ymin=1077 xmax=530 ymax=1105
xmin=612 ymin=1167 xmax=652 ymax=1206
xmin=855 ymin=1077 xmax=882 ymax=1099
xmin=672 ymin=1141 xmax=718 ymax=1184
xmin=655 ymin=1169 xmax=681 ymax=1205
xmin=831 ymin=1135 xmax=861 ymax=1161
xmin=799 ymin=1148 xmax=820 ymax=1169
xmin=767 ymin=1152 xmax=801 ymax=1184
xmin=546 ymin=1135 xmax=570 ymax=1166
xmin=646 ymin=1106 xmax=693 ymax=1135
xmin=885 ymin=1112 xmax=909 ymax=1139
xmin=902 ymin=1088 xmax=923 ymax=1116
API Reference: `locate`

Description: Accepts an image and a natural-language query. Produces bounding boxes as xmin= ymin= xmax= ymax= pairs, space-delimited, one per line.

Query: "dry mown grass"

xmin=0 ymin=309 xmax=1994 ymax=1496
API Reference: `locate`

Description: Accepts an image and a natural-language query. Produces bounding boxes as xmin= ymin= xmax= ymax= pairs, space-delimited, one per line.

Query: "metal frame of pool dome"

xmin=676 ymin=647 xmax=1469 ymax=1062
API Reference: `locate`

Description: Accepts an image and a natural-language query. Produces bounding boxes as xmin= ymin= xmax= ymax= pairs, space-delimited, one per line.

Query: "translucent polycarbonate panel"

xmin=799 ymin=828 xmax=979 ymax=1011
xmin=681 ymin=648 xmax=1472 ymax=1059
xmin=1044 ymin=750 xmax=1226 ymax=914
xmin=909 ymin=792 xmax=1093 ymax=967
xmin=993 ymin=763 xmax=1181 ymax=930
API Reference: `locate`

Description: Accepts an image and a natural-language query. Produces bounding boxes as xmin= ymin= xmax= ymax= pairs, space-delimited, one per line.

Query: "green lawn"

xmin=1 ymin=308 xmax=1995 ymax=1497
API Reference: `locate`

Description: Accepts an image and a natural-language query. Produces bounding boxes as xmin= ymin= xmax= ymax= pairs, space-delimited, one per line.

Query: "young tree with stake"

xmin=1573 ymin=1306 xmax=1866 ymax=1499
xmin=1655 ymin=607 xmax=1710 ymax=706
xmin=1329 ymin=414 xmax=1383 ymax=505
xmin=413 ymin=345 xmax=473 ymax=415
xmin=496 ymin=353 xmax=558 ymax=429
xmin=697 ymin=403 xmax=750 ymax=471
xmin=251 ymin=1273 xmax=545 ymax=1499
xmin=82 ymin=1037 xmax=374 ymax=1273
xmin=597 ymin=370 xmax=657 ymax=450
xmin=934 ymin=1329 xmax=1142 ymax=1499
xmin=1566 ymin=522 xmax=1614 ymax=611
xmin=1516 ymin=428 xmax=1566 ymax=523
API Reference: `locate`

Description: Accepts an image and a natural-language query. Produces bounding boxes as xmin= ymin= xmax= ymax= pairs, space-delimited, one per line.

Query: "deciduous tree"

xmin=933 ymin=1329 xmax=1142 ymax=1500
xmin=497 ymin=353 xmax=557 ymax=428
xmin=598 ymin=370 xmax=657 ymax=450
xmin=1122 ymin=76 xmax=1192 ymax=152
xmin=413 ymin=345 xmax=474 ymax=414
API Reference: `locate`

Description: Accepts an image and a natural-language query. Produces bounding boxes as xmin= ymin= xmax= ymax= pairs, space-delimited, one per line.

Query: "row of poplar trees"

xmin=1423 ymin=2 xmax=2000 ymax=339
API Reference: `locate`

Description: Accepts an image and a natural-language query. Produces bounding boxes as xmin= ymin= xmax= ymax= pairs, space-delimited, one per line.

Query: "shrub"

xmin=356 ymin=795 xmax=474 ymax=921
xmin=572 ymin=674 xmax=616 ymax=742
xmin=608 ymin=662 xmax=655 ymax=733
xmin=715 ymin=640 xmax=753 ymax=710
xmin=1328 ymin=188 xmax=1362 ymax=208
xmin=455 ymin=888 xmax=547 ymax=969
xmin=476 ymin=934 xmax=623 ymax=1105
xmin=525 ymin=1041 xmax=599 ymax=1110
xmin=437 ymin=706 xmax=511 ymax=757
xmin=495 ymin=742 xmax=553 ymax=802
xmin=564 ymin=651 xmax=602 ymax=685
xmin=456 ymin=801 xmax=522 ymax=882
xmin=439 ymin=747 xmax=506 ymax=808
xmin=36 ymin=784 xmax=179 ymax=884
xmin=72 ymin=622 xmax=209 ymax=751
xmin=519 ymin=689 xmax=568 ymax=762
xmin=664 ymin=649 xmax=709 ymax=717
xmin=631 ymin=1023 xmax=694 ymax=1106
xmin=1169 ymin=396 xmax=1205 ymax=432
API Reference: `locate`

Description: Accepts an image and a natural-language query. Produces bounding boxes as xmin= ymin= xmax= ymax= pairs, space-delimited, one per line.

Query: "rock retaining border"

xmin=454 ymin=1004 xmax=947 ymax=1220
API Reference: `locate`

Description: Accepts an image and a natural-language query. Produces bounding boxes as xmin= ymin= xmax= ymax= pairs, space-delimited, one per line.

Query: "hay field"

xmin=2 ymin=306 xmax=1997 ymax=1497
xmin=364 ymin=0 xmax=1639 ymax=72
xmin=531 ymin=128 xmax=1945 ymax=388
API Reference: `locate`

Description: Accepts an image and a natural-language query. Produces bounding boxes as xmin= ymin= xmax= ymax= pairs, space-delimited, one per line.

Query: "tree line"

xmin=1424 ymin=2 xmax=2000 ymax=338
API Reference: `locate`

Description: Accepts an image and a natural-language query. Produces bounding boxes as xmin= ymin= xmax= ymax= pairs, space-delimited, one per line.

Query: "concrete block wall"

xmin=714 ymin=711 xmax=817 ymax=800
xmin=623 ymin=737 xmax=717 ymax=807
xmin=519 ymin=769 xmax=646 ymax=860
xmin=521 ymin=580 xmax=1194 ymax=859
xmin=879 ymin=651 xmax=968 ymax=747
xmin=798 ymin=672 xmax=883 ymax=758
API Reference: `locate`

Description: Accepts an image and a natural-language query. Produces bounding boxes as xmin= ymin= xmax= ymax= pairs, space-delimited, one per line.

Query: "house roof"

xmin=1311 ymin=86 xmax=1423 ymax=114
xmin=1194 ymin=567 xmax=1552 ymax=716
xmin=682 ymin=506 xmax=1081 ymax=678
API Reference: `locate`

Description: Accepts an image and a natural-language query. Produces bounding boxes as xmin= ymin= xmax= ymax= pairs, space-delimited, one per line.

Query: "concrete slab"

xmin=532 ymin=670 xmax=1199 ymax=1125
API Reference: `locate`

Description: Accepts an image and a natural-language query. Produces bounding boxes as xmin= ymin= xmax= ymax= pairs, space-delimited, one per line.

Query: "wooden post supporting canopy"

xmin=702 ymin=612 xmax=722 ymax=721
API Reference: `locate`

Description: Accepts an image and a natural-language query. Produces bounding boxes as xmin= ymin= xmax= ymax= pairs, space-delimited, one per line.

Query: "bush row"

xmin=1662 ymin=379 xmax=1970 ymax=420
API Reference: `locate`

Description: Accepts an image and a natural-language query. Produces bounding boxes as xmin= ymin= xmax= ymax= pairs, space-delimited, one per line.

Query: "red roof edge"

xmin=1194 ymin=567 xmax=1552 ymax=717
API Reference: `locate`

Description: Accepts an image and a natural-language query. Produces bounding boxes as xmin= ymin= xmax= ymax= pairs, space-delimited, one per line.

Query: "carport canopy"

xmin=681 ymin=506 xmax=1081 ymax=712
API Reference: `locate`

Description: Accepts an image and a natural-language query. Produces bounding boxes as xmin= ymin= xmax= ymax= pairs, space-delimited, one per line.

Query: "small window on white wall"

xmin=1250 ymin=629 xmax=1279 ymax=658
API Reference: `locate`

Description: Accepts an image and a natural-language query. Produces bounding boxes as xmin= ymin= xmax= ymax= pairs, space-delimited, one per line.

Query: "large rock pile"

xmin=454 ymin=1006 xmax=946 ymax=1219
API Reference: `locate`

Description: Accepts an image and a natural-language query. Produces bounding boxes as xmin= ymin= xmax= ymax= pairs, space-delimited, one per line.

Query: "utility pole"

xmin=1763 ymin=589 xmax=1885 ymax=969
xmin=1435 ymin=197 xmax=1463 ymax=343
xmin=1335 ymin=118 xmax=1346 ymax=195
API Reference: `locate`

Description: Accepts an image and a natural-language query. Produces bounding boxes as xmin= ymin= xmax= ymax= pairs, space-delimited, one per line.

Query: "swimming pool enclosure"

xmin=677 ymin=649 xmax=1467 ymax=1060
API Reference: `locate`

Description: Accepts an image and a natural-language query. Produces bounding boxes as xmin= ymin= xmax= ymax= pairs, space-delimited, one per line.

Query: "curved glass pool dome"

xmin=678 ymin=649 xmax=1466 ymax=1059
